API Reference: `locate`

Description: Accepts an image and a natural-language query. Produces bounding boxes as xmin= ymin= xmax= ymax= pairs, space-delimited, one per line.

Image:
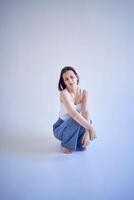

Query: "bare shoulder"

xmin=60 ymin=89 xmax=67 ymax=97
xmin=81 ymin=89 xmax=89 ymax=107
xmin=59 ymin=89 xmax=68 ymax=102
xmin=82 ymin=89 xmax=89 ymax=98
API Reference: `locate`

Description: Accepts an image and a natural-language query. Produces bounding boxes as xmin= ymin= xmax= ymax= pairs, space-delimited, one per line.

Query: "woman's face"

xmin=62 ymin=70 xmax=78 ymax=90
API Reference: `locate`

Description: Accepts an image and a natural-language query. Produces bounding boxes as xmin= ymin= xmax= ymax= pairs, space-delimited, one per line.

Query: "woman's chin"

xmin=67 ymin=84 xmax=77 ymax=91
xmin=70 ymin=84 xmax=77 ymax=88
xmin=70 ymin=85 xmax=74 ymax=88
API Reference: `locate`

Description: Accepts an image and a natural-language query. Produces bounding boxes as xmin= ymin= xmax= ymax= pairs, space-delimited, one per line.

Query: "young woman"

xmin=53 ymin=66 xmax=96 ymax=154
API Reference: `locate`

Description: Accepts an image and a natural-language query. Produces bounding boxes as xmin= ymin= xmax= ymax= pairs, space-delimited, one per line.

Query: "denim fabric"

xmin=53 ymin=117 xmax=91 ymax=151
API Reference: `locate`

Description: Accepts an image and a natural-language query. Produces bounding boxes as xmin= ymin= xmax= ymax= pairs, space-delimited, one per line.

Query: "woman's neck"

xmin=66 ymin=85 xmax=78 ymax=94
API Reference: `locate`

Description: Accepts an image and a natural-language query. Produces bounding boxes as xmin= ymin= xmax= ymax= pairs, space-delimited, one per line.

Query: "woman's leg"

xmin=60 ymin=117 xmax=82 ymax=151
xmin=53 ymin=117 xmax=91 ymax=152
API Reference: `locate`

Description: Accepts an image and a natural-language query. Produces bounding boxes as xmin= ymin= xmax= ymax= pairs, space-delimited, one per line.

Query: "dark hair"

xmin=58 ymin=66 xmax=79 ymax=91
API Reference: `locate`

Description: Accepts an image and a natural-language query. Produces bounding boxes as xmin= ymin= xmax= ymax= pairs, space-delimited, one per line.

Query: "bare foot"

xmin=61 ymin=146 xmax=72 ymax=154
xmin=90 ymin=127 xmax=97 ymax=141
xmin=81 ymin=130 xmax=90 ymax=147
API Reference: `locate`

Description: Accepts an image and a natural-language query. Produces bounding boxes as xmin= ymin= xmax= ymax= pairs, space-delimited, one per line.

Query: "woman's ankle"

xmin=61 ymin=146 xmax=72 ymax=154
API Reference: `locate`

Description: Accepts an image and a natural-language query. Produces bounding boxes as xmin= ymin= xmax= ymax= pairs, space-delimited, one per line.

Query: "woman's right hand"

xmin=88 ymin=126 xmax=97 ymax=141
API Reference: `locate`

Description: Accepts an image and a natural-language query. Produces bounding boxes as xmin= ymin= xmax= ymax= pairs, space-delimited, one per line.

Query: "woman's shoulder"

xmin=59 ymin=89 xmax=67 ymax=96
xmin=59 ymin=89 xmax=68 ymax=102
xmin=59 ymin=88 xmax=66 ymax=93
xmin=80 ymin=88 xmax=89 ymax=99
xmin=80 ymin=87 xmax=88 ymax=94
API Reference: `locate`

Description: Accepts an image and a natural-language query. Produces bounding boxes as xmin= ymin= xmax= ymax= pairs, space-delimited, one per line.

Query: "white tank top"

xmin=59 ymin=89 xmax=82 ymax=120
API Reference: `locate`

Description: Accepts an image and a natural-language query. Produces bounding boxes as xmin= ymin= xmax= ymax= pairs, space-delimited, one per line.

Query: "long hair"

xmin=58 ymin=66 xmax=79 ymax=91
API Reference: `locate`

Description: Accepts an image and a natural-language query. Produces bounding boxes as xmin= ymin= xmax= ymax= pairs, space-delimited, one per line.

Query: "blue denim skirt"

xmin=53 ymin=117 xmax=92 ymax=151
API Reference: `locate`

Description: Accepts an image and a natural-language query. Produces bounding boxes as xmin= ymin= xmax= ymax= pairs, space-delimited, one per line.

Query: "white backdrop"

xmin=0 ymin=0 xmax=134 ymax=138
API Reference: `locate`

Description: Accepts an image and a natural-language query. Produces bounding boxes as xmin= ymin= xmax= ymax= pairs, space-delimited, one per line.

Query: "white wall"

xmin=0 ymin=0 xmax=134 ymax=138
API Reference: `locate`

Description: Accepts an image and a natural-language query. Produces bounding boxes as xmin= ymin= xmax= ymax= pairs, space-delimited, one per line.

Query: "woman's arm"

xmin=81 ymin=90 xmax=97 ymax=140
xmin=81 ymin=90 xmax=90 ymax=120
xmin=60 ymin=90 xmax=92 ymax=131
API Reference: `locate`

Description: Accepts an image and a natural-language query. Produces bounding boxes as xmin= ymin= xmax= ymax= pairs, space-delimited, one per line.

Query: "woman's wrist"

xmin=87 ymin=124 xmax=92 ymax=132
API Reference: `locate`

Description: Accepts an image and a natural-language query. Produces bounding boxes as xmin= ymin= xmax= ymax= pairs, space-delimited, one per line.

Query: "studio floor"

xmin=0 ymin=126 xmax=133 ymax=200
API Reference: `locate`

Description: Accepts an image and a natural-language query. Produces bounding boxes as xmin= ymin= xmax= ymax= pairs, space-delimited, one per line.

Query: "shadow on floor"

xmin=0 ymin=133 xmax=60 ymax=155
